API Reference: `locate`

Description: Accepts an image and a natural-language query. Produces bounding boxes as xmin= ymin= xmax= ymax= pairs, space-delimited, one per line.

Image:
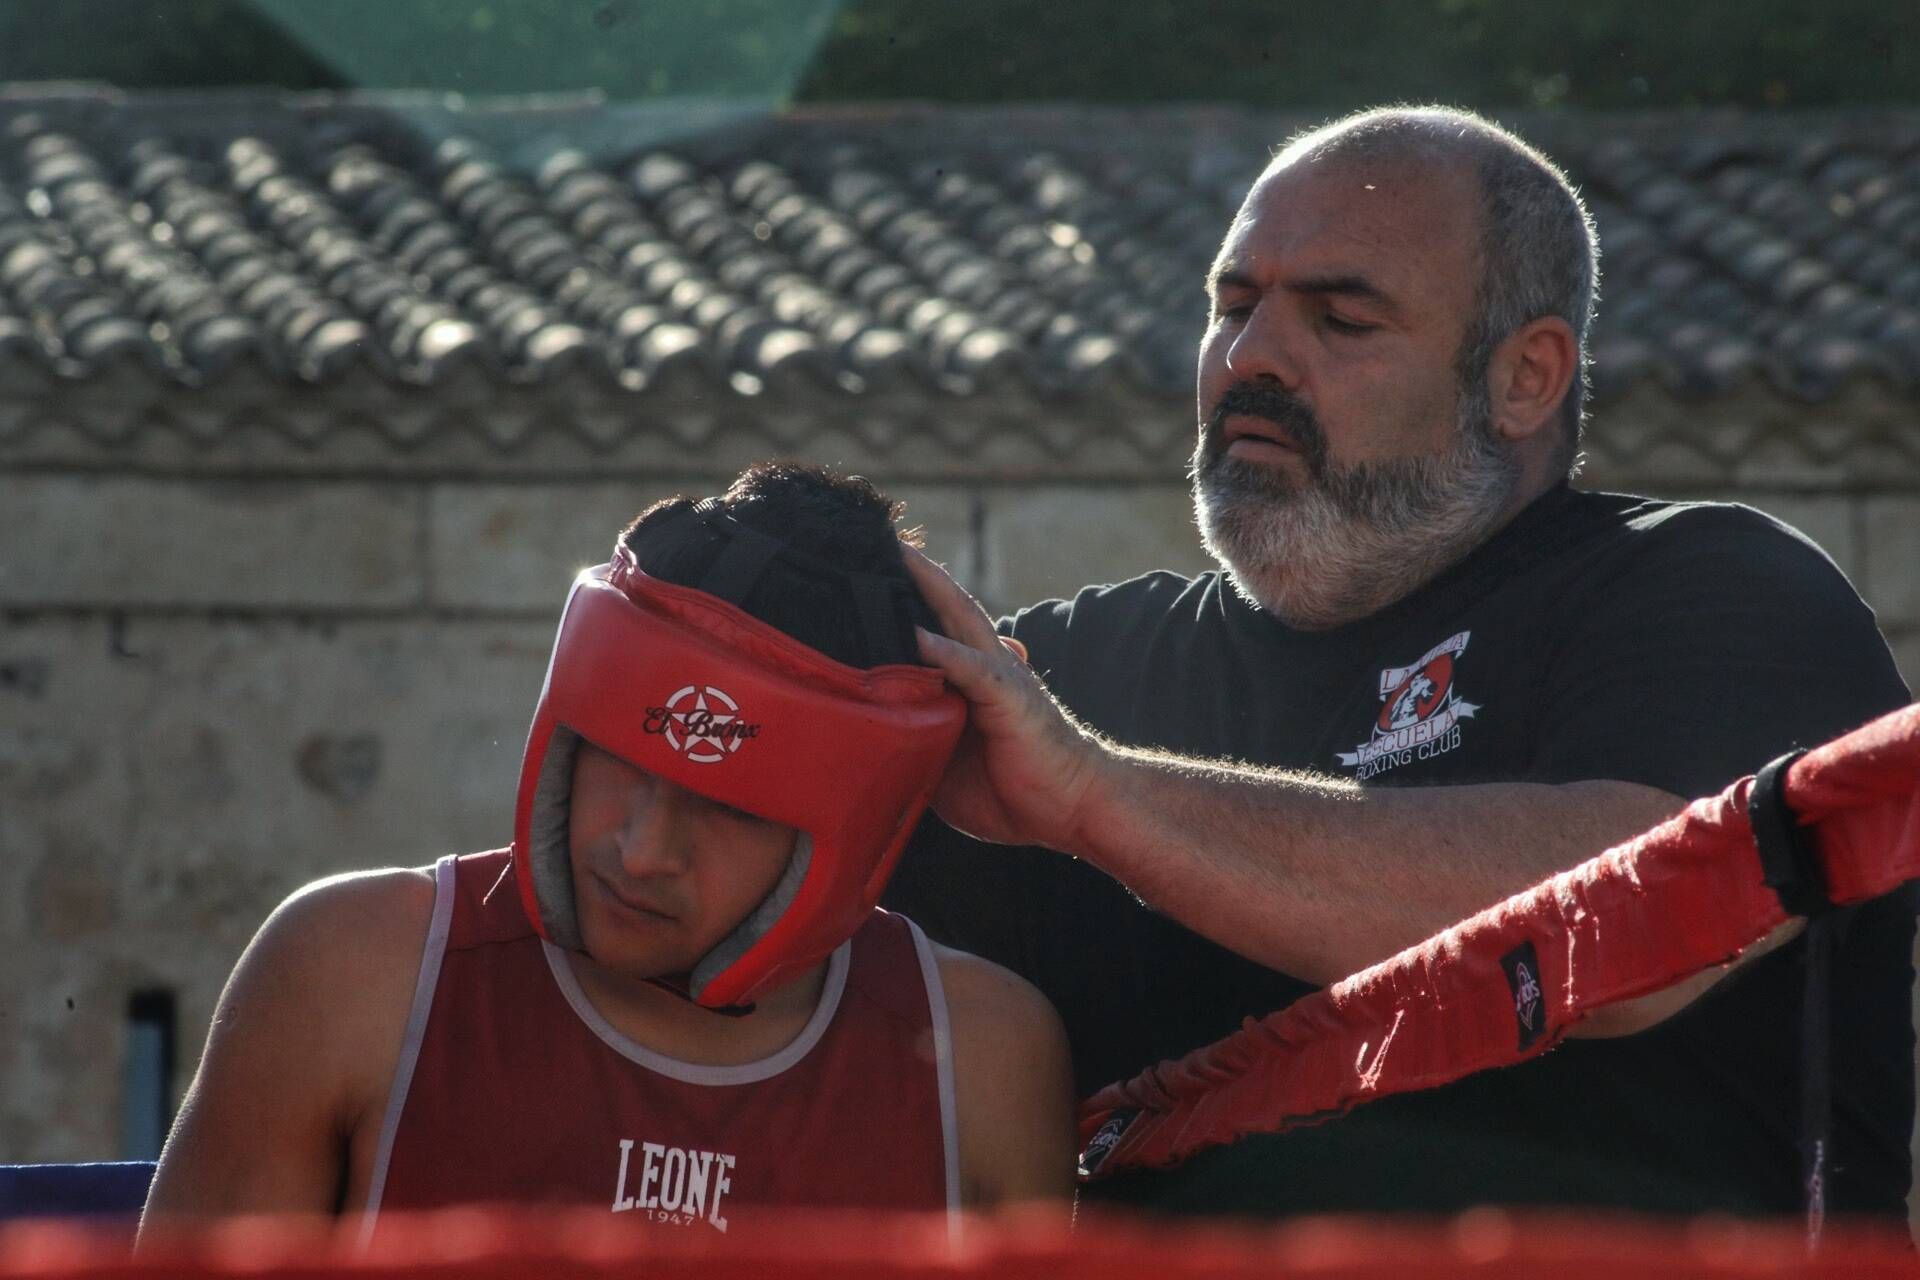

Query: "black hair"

xmin=618 ymin=461 xmax=940 ymax=669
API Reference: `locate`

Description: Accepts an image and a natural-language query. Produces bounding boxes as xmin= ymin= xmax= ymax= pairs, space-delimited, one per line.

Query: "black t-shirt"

xmin=886 ymin=485 xmax=1916 ymax=1218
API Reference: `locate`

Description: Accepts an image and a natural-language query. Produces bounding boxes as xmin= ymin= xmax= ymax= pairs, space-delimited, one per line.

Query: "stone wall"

xmin=3 ymin=396 xmax=1917 ymax=1166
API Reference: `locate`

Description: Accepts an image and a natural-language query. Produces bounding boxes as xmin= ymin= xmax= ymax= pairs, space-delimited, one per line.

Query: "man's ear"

xmin=1488 ymin=316 xmax=1577 ymax=444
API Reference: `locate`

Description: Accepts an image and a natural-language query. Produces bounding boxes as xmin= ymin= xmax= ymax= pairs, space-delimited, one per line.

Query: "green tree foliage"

xmin=0 ymin=0 xmax=342 ymax=91
xmin=2 ymin=0 xmax=1910 ymax=109
xmin=797 ymin=0 xmax=1920 ymax=109
xmin=0 ymin=0 xmax=838 ymax=101
xmin=252 ymin=0 xmax=836 ymax=99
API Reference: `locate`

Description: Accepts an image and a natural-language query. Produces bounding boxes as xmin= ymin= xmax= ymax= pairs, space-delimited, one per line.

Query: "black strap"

xmin=635 ymin=498 xmax=916 ymax=667
xmin=690 ymin=498 xmax=785 ymax=606
xmin=848 ymin=573 xmax=907 ymax=667
xmin=1801 ymin=914 xmax=1834 ymax=1245
xmin=1748 ymin=748 xmax=1829 ymax=918
xmin=1746 ymin=746 xmax=1834 ymax=1245
xmin=687 ymin=500 xmax=913 ymax=664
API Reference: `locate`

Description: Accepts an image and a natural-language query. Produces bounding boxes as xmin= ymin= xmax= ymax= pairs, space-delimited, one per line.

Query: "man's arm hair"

xmin=139 ymin=869 xmax=432 ymax=1233
xmin=1070 ymin=749 xmax=1815 ymax=1037
xmin=936 ymin=945 xmax=1076 ymax=1209
xmin=904 ymin=545 xmax=1835 ymax=1042
xmin=1072 ymin=749 xmax=1682 ymax=983
xmin=906 ymin=551 xmax=1691 ymax=996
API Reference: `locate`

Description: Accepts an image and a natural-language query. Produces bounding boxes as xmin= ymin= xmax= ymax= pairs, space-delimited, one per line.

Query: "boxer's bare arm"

xmin=904 ymin=549 xmax=1759 ymax=1037
xmin=139 ymin=870 xmax=432 ymax=1231
xmin=936 ymin=946 xmax=1076 ymax=1209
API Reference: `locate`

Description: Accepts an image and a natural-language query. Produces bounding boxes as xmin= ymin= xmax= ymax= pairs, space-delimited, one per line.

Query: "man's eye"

xmin=1214 ymin=301 xmax=1253 ymax=323
xmin=1325 ymin=314 xmax=1375 ymax=336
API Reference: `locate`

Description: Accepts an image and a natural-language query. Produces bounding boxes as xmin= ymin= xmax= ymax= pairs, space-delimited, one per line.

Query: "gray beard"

xmin=1190 ymin=405 xmax=1521 ymax=630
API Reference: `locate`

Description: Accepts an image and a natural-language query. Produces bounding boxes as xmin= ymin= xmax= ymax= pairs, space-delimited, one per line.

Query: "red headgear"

xmin=510 ymin=508 xmax=965 ymax=1010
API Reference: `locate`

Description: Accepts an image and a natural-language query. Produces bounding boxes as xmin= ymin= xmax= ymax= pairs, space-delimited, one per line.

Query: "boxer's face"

xmin=566 ymin=741 xmax=797 ymax=982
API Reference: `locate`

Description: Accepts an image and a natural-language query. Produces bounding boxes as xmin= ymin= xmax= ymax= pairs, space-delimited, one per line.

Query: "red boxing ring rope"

xmin=6 ymin=1207 xmax=1920 ymax=1279
xmin=1078 ymin=703 xmax=1920 ymax=1184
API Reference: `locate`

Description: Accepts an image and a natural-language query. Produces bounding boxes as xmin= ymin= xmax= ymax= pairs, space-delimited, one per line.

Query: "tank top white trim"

xmin=358 ymin=853 xmax=459 ymax=1242
xmin=359 ymin=854 xmax=958 ymax=1238
xmin=905 ymin=917 xmax=963 ymax=1223
xmin=539 ymin=933 xmax=851 ymax=1085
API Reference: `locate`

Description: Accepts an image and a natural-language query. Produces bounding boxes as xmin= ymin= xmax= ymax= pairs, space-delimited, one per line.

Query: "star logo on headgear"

xmin=661 ymin=685 xmax=757 ymax=764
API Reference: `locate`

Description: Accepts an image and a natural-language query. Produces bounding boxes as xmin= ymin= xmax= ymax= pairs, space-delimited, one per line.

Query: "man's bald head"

xmin=1266 ymin=107 xmax=1600 ymax=475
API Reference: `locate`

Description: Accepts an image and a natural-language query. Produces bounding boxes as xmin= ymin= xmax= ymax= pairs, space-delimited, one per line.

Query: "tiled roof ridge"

xmin=7 ymin=86 xmax=1920 ymax=169
xmin=0 ymin=85 xmax=1913 ymax=413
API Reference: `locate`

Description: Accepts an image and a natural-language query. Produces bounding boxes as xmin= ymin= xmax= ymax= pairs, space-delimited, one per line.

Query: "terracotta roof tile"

xmin=0 ymin=92 xmax=1913 ymax=420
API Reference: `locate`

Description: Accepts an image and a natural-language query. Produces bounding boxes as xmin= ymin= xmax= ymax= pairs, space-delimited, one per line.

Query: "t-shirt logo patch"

xmin=1335 ymin=631 xmax=1479 ymax=780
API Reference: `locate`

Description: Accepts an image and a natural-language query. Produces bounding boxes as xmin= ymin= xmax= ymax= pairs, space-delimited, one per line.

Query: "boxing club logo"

xmin=644 ymin=685 xmax=761 ymax=764
xmin=1077 ymin=1110 xmax=1138 ymax=1178
xmin=1335 ymin=631 xmax=1480 ymax=780
xmin=1501 ymin=941 xmax=1548 ymax=1050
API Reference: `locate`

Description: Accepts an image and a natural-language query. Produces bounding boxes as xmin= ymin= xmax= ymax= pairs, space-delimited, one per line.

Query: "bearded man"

xmin=885 ymin=106 xmax=1915 ymax=1220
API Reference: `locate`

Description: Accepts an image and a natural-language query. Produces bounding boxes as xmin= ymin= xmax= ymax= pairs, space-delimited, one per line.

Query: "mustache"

xmin=1202 ymin=382 xmax=1329 ymax=475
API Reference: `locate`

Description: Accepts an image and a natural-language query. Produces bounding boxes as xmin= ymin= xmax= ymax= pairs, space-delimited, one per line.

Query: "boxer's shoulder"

xmin=259 ymin=867 xmax=438 ymax=978
xmin=930 ymin=942 xmax=1076 ymax=1203
xmin=225 ymin=869 xmax=437 ymax=1109
xmin=932 ymin=944 xmax=1067 ymax=1054
xmin=144 ymin=868 xmax=437 ymax=1217
xmin=925 ymin=948 xmax=1067 ymax=1090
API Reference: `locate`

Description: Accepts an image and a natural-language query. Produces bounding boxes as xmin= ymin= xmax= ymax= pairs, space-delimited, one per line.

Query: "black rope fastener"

xmin=1745 ymin=746 xmax=1835 ymax=1245
xmin=1747 ymin=747 xmax=1830 ymax=919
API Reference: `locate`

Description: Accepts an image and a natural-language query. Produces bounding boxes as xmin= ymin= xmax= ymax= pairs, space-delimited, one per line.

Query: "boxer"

xmin=141 ymin=464 xmax=1073 ymax=1239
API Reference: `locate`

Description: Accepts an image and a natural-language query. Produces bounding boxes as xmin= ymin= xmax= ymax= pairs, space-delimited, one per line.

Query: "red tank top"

xmin=363 ymin=850 xmax=957 ymax=1235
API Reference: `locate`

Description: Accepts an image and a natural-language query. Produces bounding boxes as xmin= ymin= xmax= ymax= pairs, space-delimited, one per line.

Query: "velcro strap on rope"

xmin=1748 ymin=748 xmax=1829 ymax=918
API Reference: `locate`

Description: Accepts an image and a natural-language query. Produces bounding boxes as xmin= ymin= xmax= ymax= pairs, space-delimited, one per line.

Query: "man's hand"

xmin=904 ymin=547 xmax=1104 ymax=854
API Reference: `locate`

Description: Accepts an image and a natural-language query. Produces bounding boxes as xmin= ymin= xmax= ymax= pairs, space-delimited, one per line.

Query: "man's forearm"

xmin=1063 ymin=744 xmax=1686 ymax=984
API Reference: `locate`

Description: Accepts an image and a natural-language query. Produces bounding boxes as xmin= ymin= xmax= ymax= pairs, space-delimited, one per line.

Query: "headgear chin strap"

xmin=510 ymin=520 xmax=964 ymax=1011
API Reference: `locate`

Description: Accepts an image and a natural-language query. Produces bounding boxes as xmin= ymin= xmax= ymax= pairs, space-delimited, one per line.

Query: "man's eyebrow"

xmin=1205 ymin=261 xmax=1253 ymax=298
xmin=1205 ymin=264 xmax=1402 ymax=316
xmin=1286 ymin=273 xmax=1401 ymax=314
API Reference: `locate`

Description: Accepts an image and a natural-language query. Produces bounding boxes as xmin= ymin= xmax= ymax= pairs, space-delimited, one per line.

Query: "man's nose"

xmin=613 ymin=775 xmax=693 ymax=876
xmin=1223 ymin=303 xmax=1304 ymax=390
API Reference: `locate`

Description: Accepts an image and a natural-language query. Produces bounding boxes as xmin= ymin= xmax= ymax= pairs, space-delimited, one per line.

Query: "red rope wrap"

xmin=1078 ymin=703 xmax=1920 ymax=1177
